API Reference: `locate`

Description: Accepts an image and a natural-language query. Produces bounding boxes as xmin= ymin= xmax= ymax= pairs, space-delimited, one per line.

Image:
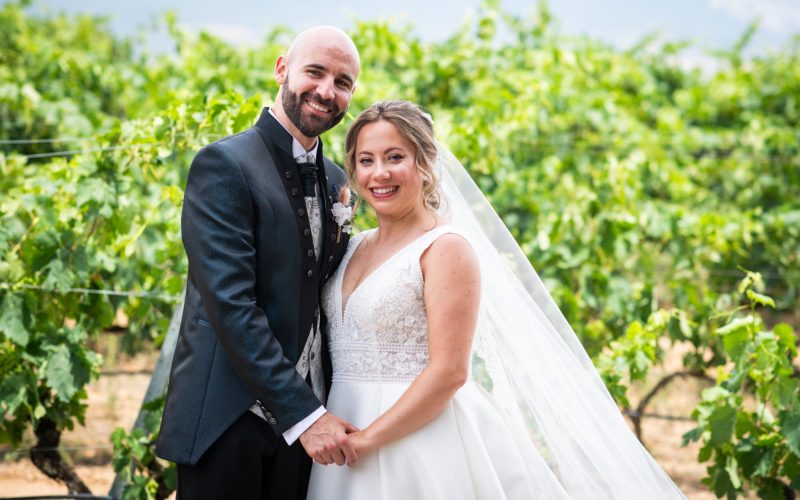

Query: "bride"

xmin=306 ymin=101 xmax=686 ymax=499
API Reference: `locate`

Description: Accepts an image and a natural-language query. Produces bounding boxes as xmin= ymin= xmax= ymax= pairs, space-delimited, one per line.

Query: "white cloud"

xmin=710 ymin=0 xmax=800 ymax=34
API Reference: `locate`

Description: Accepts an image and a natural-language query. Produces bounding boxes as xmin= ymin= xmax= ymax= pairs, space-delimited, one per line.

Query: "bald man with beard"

xmin=157 ymin=27 xmax=361 ymax=499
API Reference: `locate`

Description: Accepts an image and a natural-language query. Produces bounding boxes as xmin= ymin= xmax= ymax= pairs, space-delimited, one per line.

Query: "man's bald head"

xmin=286 ymin=26 xmax=360 ymax=71
xmin=271 ymin=26 xmax=360 ymax=147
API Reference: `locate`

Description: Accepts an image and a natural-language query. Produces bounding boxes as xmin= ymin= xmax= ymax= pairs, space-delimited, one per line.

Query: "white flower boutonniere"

xmin=332 ymin=185 xmax=354 ymax=241
xmin=332 ymin=202 xmax=353 ymax=233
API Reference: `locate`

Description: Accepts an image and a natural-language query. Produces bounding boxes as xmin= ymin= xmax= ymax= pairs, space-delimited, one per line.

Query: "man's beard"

xmin=282 ymin=76 xmax=346 ymax=137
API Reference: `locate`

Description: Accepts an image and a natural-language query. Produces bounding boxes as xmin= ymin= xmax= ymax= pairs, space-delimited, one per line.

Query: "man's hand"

xmin=299 ymin=412 xmax=359 ymax=466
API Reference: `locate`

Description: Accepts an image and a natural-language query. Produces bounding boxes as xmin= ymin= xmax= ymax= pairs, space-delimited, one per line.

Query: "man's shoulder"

xmin=320 ymin=155 xmax=347 ymax=183
xmin=206 ymin=127 xmax=261 ymax=152
xmin=195 ymin=127 xmax=266 ymax=163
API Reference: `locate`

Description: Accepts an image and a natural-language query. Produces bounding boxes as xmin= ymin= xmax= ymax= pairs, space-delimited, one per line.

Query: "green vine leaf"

xmin=780 ymin=410 xmax=800 ymax=458
xmin=0 ymin=295 xmax=27 ymax=347
xmin=709 ymin=404 xmax=737 ymax=446
xmin=44 ymin=345 xmax=76 ymax=402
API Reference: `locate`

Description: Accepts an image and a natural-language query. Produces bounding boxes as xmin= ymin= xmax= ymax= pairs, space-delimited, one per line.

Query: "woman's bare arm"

xmin=347 ymin=232 xmax=480 ymax=463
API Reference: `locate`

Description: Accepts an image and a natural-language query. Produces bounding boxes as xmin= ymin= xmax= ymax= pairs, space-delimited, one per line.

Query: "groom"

xmin=156 ymin=26 xmax=360 ymax=499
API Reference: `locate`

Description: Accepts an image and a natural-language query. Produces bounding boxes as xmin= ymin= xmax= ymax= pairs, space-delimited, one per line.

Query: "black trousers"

xmin=177 ymin=411 xmax=312 ymax=500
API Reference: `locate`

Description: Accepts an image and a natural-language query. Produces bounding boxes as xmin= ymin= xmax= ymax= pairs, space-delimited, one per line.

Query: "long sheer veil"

xmin=436 ymin=145 xmax=686 ymax=499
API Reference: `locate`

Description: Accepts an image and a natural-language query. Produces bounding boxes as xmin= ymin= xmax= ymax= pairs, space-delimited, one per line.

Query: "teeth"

xmin=372 ymin=187 xmax=397 ymax=195
xmin=307 ymin=100 xmax=329 ymax=112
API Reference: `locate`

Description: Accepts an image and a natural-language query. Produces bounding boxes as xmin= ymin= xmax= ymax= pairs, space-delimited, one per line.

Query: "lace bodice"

xmin=322 ymin=226 xmax=460 ymax=383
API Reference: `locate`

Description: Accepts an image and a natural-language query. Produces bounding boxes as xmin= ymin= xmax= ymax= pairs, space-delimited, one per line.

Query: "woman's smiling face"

xmin=354 ymin=120 xmax=424 ymax=220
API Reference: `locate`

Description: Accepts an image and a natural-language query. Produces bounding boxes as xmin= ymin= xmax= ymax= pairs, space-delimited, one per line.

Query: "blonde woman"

xmin=307 ymin=101 xmax=685 ymax=499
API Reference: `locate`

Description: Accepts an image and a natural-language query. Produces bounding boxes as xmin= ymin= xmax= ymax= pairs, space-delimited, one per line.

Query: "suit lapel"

xmin=255 ymin=108 xmax=338 ymax=280
xmin=254 ymin=107 xmax=294 ymax=158
xmin=254 ymin=109 xmax=318 ymax=275
xmin=315 ymin=142 xmax=331 ymax=274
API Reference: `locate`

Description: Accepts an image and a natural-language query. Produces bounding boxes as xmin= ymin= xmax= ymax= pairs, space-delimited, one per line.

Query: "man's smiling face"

xmin=275 ymin=29 xmax=359 ymax=140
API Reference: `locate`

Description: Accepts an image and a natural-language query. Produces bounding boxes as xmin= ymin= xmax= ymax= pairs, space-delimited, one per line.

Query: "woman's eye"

xmin=388 ymin=154 xmax=403 ymax=162
xmin=358 ymin=158 xmax=373 ymax=165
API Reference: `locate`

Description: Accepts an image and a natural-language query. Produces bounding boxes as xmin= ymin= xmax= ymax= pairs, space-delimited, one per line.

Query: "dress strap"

xmin=344 ymin=229 xmax=372 ymax=257
xmin=409 ymin=225 xmax=468 ymax=258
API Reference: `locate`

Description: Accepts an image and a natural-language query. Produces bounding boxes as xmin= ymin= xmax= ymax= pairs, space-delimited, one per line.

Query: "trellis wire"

xmin=2 ymin=134 xmax=798 ymax=163
xmin=0 ymin=283 xmax=180 ymax=303
xmin=0 ymin=495 xmax=112 ymax=500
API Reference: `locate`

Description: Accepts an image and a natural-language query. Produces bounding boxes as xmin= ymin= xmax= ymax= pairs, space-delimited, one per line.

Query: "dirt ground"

xmin=0 ymin=338 xmax=754 ymax=499
xmin=0 ymin=335 xmax=160 ymax=498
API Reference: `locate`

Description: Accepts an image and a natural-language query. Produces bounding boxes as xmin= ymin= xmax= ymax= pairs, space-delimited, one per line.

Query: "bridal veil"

xmin=435 ymin=145 xmax=686 ymax=499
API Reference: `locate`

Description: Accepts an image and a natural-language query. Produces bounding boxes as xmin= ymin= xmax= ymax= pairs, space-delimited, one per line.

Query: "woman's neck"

xmin=374 ymin=206 xmax=438 ymax=245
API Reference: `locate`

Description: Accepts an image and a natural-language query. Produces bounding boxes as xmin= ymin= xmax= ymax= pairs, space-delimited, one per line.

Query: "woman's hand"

xmin=347 ymin=429 xmax=378 ymax=465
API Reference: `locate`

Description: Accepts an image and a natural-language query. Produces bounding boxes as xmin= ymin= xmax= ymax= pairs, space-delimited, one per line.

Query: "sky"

xmin=16 ymin=0 xmax=800 ymax=65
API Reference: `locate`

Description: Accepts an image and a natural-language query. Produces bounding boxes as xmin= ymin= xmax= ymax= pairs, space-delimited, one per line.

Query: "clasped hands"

xmin=299 ymin=412 xmax=374 ymax=467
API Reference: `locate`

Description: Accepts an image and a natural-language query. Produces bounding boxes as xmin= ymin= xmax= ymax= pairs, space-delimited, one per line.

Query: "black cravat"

xmin=297 ymin=161 xmax=317 ymax=197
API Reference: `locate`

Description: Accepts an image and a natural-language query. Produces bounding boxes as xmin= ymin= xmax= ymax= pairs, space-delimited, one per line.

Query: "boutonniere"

xmin=332 ymin=185 xmax=355 ymax=242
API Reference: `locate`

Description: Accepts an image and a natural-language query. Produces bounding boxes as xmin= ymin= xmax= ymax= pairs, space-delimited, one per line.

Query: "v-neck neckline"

xmin=337 ymin=227 xmax=443 ymax=323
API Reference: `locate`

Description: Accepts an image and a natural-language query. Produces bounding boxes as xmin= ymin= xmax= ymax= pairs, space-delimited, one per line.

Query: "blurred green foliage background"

xmin=0 ymin=0 xmax=798 ymax=497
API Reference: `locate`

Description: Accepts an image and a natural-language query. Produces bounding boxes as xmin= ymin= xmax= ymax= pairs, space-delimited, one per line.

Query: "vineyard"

xmin=0 ymin=0 xmax=798 ymax=498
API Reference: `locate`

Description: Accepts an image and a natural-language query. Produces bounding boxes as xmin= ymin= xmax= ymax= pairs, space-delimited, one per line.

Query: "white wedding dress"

xmin=306 ymin=225 xmax=570 ymax=500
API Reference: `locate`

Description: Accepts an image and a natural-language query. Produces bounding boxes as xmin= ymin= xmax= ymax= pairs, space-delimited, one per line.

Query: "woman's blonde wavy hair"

xmin=344 ymin=101 xmax=440 ymax=212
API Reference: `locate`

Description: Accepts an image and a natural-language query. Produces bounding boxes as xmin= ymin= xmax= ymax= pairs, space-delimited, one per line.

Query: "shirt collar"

xmin=268 ymin=108 xmax=319 ymax=162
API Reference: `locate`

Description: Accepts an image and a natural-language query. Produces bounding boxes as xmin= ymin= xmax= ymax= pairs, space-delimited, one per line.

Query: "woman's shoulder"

xmin=421 ymin=225 xmax=478 ymax=275
xmin=421 ymin=224 xmax=472 ymax=253
xmin=420 ymin=227 xmax=480 ymax=303
xmin=346 ymin=227 xmax=376 ymax=251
